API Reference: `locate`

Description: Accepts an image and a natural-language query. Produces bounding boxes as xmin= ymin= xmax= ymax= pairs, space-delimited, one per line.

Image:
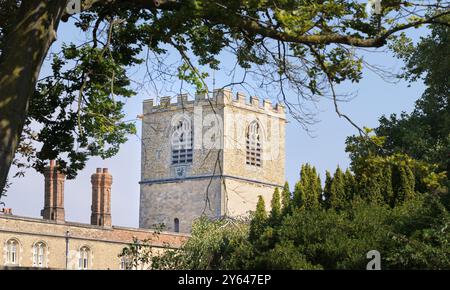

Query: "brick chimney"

xmin=1 ymin=208 xmax=13 ymax=215
xmin=90 ymin=168 xmax=112 ymax=227
xmin=41 ymin=160 xmax=65 ymax=223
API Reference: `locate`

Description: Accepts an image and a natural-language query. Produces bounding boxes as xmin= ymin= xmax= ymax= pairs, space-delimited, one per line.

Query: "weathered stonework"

xmin=139 ymin=89 xmax=286 ymax=233
xmin=0 ymin=165 xmax=188 ymax=270
xmin=0 ymin=88 xmax=286 ymax=269
xmin=140 ymin=178 xmax=222 ymax=232
xmin=0 ymin=214 xmax=187 ymax=270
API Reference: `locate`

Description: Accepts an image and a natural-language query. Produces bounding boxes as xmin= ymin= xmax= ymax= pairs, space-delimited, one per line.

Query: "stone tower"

xmin=139 ymin=89 xmax=286 ymax=233
xmin=41 ymin=160 xmax=65 ymax=223
xmin=90 ymin=168 xmax=112 ymax=227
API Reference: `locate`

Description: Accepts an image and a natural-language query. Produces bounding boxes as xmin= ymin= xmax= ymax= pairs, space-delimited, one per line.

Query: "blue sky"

xmin=3 ymin=17 xmax=426 ymax=228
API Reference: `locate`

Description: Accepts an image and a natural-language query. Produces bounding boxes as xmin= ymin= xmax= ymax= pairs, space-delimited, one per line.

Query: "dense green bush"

xmin=149 ymin=191 xmax=450 ymax=270
xmin=129 ymin=24 xmax=450 ymax=270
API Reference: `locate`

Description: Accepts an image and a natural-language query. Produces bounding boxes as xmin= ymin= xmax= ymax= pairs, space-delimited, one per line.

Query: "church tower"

xmin=139 ymin=89 xmax=286 ymax=233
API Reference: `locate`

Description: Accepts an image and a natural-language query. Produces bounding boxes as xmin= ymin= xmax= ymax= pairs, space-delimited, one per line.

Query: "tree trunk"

xmin=0 ymin=0 xmax=68 ymax=194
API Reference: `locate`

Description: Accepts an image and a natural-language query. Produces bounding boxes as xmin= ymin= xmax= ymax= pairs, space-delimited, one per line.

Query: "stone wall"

xmin=141 ymin=97 xmax=224 ymax=181
xmin=222 ymin=178 xmax=278 ymax=216
xmin=139 ymin=89 xmax=286 ymax=233
xmin=139 ymin=178 xmax=222 ymax=233
xmin=0 ymin=214 xmax=187 ymax=270
xmin=222 ymin=100 xmax=286 ymax=186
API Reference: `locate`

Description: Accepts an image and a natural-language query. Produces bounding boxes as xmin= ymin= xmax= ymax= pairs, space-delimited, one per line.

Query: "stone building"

xmin=139 ymin=89 xmax=286 ymax=233
xmin=0 ymin=161 xmax=187 ymax=270
xmin=0 ymin=89 xmax=286 ymax=269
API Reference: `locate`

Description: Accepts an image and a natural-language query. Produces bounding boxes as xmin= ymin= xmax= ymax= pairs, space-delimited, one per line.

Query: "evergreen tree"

xmin=344 ymin=169 xmax=356 ymax=200
xmin=392 ymin=163 xmax=416 ymax=205
xmin=349 ymin=152 xmax=424 ymax=206
xmin=270 ymin=188 xmax=282 ymax=225
xmin=250 ymin=196 xmax=267 ymax=242
xmin=329 ymin=167 xmax=347 ymax=210
xmin=359 ymin=173 xmax=383 ymax=204
xmin=323 ymin=171 xmax=333 ymax=208
xmin=294 ymin=164 xmax=322 ymax=209
xmin=380 ymin=25 xmax=450 ymax=176
xmin=293 ymin=180 xmax=302 ymax=208
xmin=312 ymin=167 xmax=322 ymax=204
xmin=281 ymin=182 xmax=291 ymax=214
xmin=382 ymin=165 xmax=394 ymax=206
xmin=293 ymin=164 xmax=307 ymax=207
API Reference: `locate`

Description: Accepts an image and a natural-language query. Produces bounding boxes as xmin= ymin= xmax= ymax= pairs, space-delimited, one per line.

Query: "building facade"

xmin=0 ymin=162 xmax=186 ymax=270
xmin=0 ymin=214 xmax=186 ymax=270
xmin=0 ymin=89 xmax=286 ymax=269
xmin=139 ymin=89 xmax=286 ymax=233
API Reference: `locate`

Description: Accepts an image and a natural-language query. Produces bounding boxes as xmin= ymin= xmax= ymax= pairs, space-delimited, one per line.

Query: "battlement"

xmin=143 ymin=89 xmax=285 ymax=116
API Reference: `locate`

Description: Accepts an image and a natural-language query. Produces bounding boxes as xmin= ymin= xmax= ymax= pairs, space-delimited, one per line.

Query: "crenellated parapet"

xmin=142 ymin=89 xmax=285 ymax=117
xmin=139 ymin=89 xmax=286 ymax=233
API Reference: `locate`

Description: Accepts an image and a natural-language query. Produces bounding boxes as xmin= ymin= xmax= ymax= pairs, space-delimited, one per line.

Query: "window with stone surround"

xmin=171 ymin=117 xmax=193 ymax=165
xmin=120 ymin=256 xmax=132 ymax=270
xmin=78 ymin=246 xmax=91 ymax=270
xmin=246 ymin=121 xmax=262 ymax=167
xmin=174 ymin=218 xmax=180 ymax=233
xmin=5 ymin=239 xmax=19 ymax=266
xmin=32 ymin=241 xmax=47 ymax=268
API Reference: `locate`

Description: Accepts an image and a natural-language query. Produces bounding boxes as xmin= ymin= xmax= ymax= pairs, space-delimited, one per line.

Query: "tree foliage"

xmin=151 ymin=216 xmax=252 ymax=270
xmin=121 ymin=18 xmax=450 ymax=270
xmin=29 ymin=44 xmax=137 ymax=177
xmin=127 ymin=142 xmax=449 ymax=270
xmin=147 ymin=129 xmax=448 ymax=269
xmin=1 ymin=0 xmax=449 ymax=194
xmin=147 ymin=182 xmax=450 ymax=270
xmin=269 ymin=187 xmax=282 ymax=226
xmin=346 ymin=24 xmax=449 ymax=196
xmin=293 ymin=164 xmax=322 ymax=209
xmin=383 ymin=24 xmax=449 ymax=174
xmin=329 ymin=167 xmax=347 ymax=209
xmin=249 ymin=195 xmax=268 ymax=242
xmin=281 ymin=181 xmax=291 ymax=215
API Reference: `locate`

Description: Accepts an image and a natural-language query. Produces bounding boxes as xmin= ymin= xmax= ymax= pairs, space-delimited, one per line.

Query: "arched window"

xmin=33 ymin=242 xmax=47 ymax=268
xmin=5 ymin=239 xmax=19 ymax=266
xmin=171 ymin=117 xmax=193 ymax=165
xmin=78 ymin=246 xmax=91 ymax=270
xmin=120 ymin=256 xmax=132 ymax=270
xmin=174 ymin=218 xmax=180 ymax=233
xmin=246 ymin=121 xmax=262 ymax=167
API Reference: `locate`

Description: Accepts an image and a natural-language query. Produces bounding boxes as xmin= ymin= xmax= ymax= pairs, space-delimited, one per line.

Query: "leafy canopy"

xmin=1 ymin=0 xmax=449 ymax=179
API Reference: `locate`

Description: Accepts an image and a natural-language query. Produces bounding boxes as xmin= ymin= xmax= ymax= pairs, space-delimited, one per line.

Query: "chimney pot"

xmin=96 ymin=168 xmax=102 ymax=173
